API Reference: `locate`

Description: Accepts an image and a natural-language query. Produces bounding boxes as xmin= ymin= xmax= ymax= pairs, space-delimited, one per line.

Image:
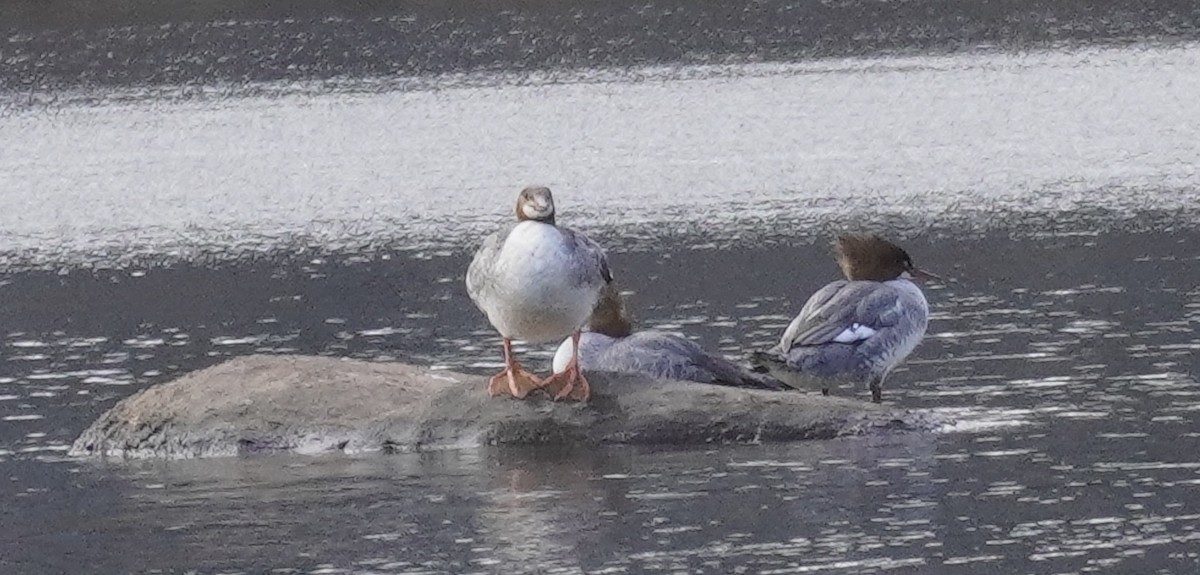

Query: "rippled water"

xmin=3 ymin=0 xmax=1200 ymax=573
xmin=3 ymin=43 xmax=1200 ymax=267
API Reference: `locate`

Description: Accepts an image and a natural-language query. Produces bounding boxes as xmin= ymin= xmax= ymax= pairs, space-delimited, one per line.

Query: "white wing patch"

xmin=832 ymin=323 xmax=877 ymax=343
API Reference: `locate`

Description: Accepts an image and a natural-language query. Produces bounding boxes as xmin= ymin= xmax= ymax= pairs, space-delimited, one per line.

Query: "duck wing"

xmin=556 ymin=226 xmax=613 ymax=287
xmin=609 ymin=332 xmax=789 ymax=391
xmin=464 ymin=222 xmax=515 ymax=305
xmin=776 ymin=281 xmax=905 ymax=351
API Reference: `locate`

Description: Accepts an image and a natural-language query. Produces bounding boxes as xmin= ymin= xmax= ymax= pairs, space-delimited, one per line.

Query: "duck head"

xmin=515 ymin=186 xmax=556 ymax=225
xmin=835 ymin=233 xmax=941 ymax=282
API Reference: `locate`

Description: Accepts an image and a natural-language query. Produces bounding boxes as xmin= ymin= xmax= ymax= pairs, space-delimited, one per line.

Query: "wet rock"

xmin=70 ymin=355 xmax=946 ymax=459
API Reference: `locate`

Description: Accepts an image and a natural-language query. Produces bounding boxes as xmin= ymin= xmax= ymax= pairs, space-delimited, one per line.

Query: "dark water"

xmin=5 ymin=231 xmax=1200 ymax=573
xmin=3 ymin=0 xmax=1198 ymax=92
xmin=3 ymin=0 xmax=1200 ymax=573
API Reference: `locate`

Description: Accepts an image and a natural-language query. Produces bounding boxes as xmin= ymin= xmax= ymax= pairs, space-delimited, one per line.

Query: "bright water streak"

xmin=1 ymin=44 xmax=1199 ymax=265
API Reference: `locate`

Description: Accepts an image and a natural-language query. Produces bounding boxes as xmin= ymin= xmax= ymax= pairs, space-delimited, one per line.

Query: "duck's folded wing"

xmin=599 ymin=333 xmax=691 ymax=377
xmin=777 ymin=282 xmax=903 ymax=350
xmin=560 ymin=227 xmax=613 ymax=286
xmin=465 ymin=225 xmax=511 ymax=302
xmin=613 ymin=333 xmax=789 ymax=391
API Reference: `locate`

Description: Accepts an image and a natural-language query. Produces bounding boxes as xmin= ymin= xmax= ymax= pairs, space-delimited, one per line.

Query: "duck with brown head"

xmin=748 ymin=233 xmax=940 ymax=403
xmin=466 ymin=186 xmax=613 ymax=401
xmin=551 ymin=284 xmax=790 ymax=391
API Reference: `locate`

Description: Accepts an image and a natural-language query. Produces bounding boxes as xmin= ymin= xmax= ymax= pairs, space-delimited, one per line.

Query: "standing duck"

xmin=749 ymin=234 xmax=938 ymax=403
xmin=466 ymin=186 xmax=612 ymax=401
xmin=551 ymin=284 xmax=789 ymax=391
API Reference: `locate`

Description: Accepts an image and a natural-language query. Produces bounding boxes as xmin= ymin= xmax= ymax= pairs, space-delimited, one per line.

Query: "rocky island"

xmin=70 ymin=355 xmax=946 ymax=459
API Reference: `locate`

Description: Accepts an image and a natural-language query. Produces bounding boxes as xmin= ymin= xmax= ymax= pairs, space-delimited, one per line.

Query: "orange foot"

xmin=541 ymin=365 xmax=592 ymax=402
xmin=487 ymin=365 xmax=543 ymax=399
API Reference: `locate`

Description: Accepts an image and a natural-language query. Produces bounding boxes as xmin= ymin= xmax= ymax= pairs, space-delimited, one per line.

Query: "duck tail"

xmin=747 ymin=350 xmax=787 ymax=373
xmin=746 ymin=349 xmax=828 ymax=392
xmin=737 ymin=369 xmax=791 ymax=392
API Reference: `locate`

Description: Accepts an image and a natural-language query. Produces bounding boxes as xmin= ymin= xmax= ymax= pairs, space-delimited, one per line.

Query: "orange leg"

xmin=540 ymin=331 xmax=592 ymax=402
xmin=487 ymin=338 xmax=543 ymax=399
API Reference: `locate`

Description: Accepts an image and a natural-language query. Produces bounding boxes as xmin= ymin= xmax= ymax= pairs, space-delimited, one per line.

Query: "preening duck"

xmin=749 ymin=234 xmax=938 ymax=403
xmin=552 ymin=284 xmax=789 ymax=391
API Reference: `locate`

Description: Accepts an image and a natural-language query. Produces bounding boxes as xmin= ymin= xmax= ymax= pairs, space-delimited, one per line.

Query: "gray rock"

xmin=69 ymin=355 xmax=947 ymax=459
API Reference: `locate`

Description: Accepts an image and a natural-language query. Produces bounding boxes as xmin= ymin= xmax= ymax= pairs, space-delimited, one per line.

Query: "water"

xmin=4 ymin=43 xmax=1200 ymax=266
xmin=3 ymin=1 xmax=1200 ymax=573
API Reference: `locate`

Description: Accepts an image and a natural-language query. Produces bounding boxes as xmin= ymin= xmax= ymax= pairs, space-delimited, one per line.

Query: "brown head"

xmin=515 ymin=186 xmax=556 ymax=225
xmin=834 ymin=233 xmax=940 ymax=282
xmin=588 ymin=283 xmax=634 ymax=338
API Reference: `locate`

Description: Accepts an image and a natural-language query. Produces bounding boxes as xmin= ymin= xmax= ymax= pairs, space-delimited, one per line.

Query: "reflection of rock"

xmin=70 ymin=355 xmax=946 ymax=459
xmin=474 ymin=450 xmax=604 ymax=571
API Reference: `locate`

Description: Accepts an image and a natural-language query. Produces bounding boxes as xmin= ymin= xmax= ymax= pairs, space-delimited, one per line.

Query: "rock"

xmin=69 ymin=355 xmax=946 ymax=459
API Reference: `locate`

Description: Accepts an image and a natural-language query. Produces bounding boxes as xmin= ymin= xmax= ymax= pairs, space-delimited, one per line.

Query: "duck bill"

xmin=909 ymin=267 xmax=943 ymax=282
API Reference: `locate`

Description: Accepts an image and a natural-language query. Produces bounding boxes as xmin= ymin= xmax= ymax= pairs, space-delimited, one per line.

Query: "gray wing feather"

xmin=777 ymin=280 xmax=849 ymax=351
xmin=600 ymin=332 xmax=788 ymax=390
xmin=559 ymin=227 xmax=613 ymax=285
xmin=777 ymin=281 xmax=904 ymax=351
xmin=464 ymin=223 xmax=513 ymax=305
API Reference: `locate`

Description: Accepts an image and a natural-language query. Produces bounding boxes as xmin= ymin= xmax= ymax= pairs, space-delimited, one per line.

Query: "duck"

xmin=748 ymin=233 xmax=938 ymax=403
xmin=466 ymin=186 xmax=612 ymax=402
xmin=551 ymin=283 xmax=790 ymax=391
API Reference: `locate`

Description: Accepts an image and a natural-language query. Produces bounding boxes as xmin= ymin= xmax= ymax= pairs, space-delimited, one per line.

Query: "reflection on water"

xmin=3 ymin=44 xmax=1200 ymax=267
xmin=11 ymin=437 xmax=1200 ymax=573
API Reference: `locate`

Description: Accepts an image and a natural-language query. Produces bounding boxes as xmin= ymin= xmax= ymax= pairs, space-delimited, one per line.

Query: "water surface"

xmin=2 ymin=1 xmax=1200 ymax=573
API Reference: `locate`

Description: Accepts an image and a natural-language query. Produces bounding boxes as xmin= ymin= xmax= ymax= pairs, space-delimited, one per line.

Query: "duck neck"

xmin=589 ymin=284 xmax=633 ymax=338
xmin=515 ymin=203 xmax=555 ymax=226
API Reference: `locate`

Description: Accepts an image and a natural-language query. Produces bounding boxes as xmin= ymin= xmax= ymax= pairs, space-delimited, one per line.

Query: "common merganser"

xmin=749 ymin=234 xmax=938 ymax=403
xmin=466 ymin=186 xmax=612 ymax=402
xmin=552 ymin=284 xmax=790 ymax=391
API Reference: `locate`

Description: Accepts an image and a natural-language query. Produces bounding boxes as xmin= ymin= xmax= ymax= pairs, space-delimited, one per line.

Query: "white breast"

xmin=481 ymin=221 xmax=603 ymax=343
